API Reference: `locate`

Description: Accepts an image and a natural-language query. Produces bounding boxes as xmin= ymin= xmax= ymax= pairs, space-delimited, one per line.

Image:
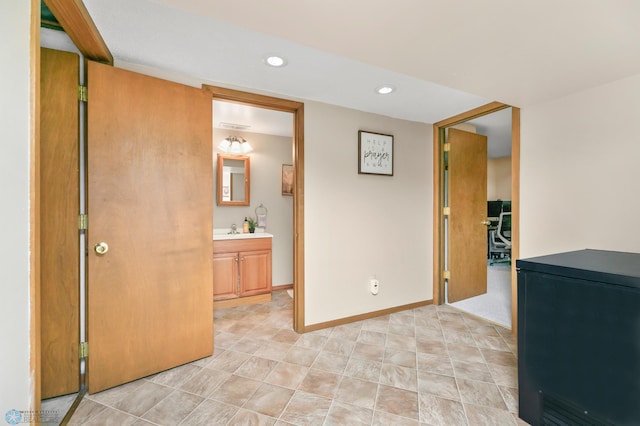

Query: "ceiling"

xmin=78 ymin=0 xmax=640 ymax=157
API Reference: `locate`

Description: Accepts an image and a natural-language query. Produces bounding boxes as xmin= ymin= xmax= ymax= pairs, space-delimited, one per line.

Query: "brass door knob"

xmin=481 ymin=220 xmax=491 ymax=226
xmin=94 ymin=242 xmax=109 ymax=255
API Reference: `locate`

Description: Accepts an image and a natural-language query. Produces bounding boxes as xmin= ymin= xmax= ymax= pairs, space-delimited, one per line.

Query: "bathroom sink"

xmin=213 ymin=230 xmax=273 ymax=240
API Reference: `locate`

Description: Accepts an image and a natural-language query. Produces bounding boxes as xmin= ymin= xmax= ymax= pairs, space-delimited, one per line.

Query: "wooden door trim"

xmin=31 ymin=0 xmax=42 ymax=411
xmin=42 ymin=0 xmax=113 ymax=64
xmin=433 ymin=102 xmax=520 ymax=333
xmin=203 ymin=85 xmax=306 ymax=333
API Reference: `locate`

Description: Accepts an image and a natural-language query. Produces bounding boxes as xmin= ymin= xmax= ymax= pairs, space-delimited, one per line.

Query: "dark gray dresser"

xmin=517 ymin=249 xmax=640 ymax=426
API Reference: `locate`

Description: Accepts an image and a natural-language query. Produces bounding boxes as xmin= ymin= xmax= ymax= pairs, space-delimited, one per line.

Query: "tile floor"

xmin=63 ymin=290 xmax=527 ymax=425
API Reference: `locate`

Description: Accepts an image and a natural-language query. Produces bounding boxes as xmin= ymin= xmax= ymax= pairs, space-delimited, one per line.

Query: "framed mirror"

xmin=217 ymin=153 xmax=250 ymax=206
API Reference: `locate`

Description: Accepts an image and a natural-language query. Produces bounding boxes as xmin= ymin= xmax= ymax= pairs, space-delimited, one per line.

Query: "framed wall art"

xmin=281 ymin=164 xmax=294 ymax=196
xmin=358 ymin=130 xmax=394 ymax=176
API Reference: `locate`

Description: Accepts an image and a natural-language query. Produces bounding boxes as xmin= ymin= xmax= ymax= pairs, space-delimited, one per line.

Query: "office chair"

xmin=489 ymin=212 xmax=511 ymax=265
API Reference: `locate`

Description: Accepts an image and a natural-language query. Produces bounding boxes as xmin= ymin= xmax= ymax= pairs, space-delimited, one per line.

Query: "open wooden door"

xmin=40 ymin=48 xmax=80 ymax=399
xmin=86 ymin=61 xmax=213 ymax=393
xmin=447 ymin=128 xmax=488 ymax=302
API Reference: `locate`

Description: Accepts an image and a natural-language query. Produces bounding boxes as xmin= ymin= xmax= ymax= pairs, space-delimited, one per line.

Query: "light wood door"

xmin=40 ymin=48 xmax=80 ymax=399
xmin=86 ymin=61 xmax=213 ymax=393
xmin=213 ymin=253 xmax=239 ymax=300
xmin=240 ymin=250 xmax=272 ymax=297
xmin=448 ymin=128 xmax=488 ymax=302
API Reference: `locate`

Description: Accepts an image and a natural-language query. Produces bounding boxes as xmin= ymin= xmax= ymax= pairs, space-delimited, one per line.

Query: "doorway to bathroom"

xmin=205 ymin=86 xmax=305 ymax=332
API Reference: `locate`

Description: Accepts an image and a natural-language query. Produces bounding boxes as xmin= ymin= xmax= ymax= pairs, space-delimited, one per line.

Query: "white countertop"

xmin=213 ymin=229 xmax=273 ymax=241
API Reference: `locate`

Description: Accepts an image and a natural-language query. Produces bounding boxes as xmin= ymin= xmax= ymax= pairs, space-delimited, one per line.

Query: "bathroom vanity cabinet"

xmin=213 ymin=235 xmax=272 ymax=308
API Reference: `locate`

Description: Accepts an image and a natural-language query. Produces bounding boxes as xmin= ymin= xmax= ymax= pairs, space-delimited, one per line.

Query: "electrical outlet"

xmin=369 ymin=278 xmax=379 ymax=295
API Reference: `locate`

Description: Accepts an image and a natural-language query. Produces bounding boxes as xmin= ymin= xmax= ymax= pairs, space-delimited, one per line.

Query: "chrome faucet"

xmin=228 ymin=224 xmax=238 ymax=234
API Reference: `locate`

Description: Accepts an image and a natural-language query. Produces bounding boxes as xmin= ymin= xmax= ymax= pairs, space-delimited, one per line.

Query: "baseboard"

xmin=303 ymin=299 xmax=433 ymax=333
xmin=213 ymin=293 xmax=271 ymax=310
xmin=272 ymin=283 xmax=293 ymax=291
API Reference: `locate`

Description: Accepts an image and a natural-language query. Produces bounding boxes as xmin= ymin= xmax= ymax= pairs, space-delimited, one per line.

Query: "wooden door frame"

xmin=202 ymin=86 xmax=305 ymax=333
xmin=433 ymin=102 xmax=520 ymax=333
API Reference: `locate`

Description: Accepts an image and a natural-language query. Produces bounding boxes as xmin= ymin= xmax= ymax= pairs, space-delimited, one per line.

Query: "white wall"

xmin=213 ymin=131 xmax=294 ymax=286
xmin=304 ymin=102 xmax=433 ymax=325
xmin=487 ymin=157 xmax=511 ymax=200
xmin=521 ymin=73 xmax=640 ymax=258
xmin=1 ymin=0 xmax=33 ymax=413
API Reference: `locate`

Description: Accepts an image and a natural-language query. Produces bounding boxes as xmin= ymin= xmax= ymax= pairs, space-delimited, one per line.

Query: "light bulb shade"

xmin=218 ymin=139 xmax=231 ymax=151
xmin=241 ymin=141 xmax=253 ymax=153
xmin=229 ymin=140 xmax=242 ymax=154
xmin=218 ymin=136 xmax=252 ymax=154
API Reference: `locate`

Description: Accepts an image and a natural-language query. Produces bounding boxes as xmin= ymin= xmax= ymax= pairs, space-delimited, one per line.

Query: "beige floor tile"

xmin=372 ymin=410 xmax=420 ymax=426
xmin=69 ymin=289 xmax=522 ymax=426
xmin=243 ymin=383 xmax=294 ymax=418
xmin=325 ymin=401 xmax=373 ymax=426
xmin=234 ymin=355 xmax=278 ymax=381
xmin=150 ymin=364 xmax=201 ymax=388
xmin=210 ymin=374 xmax=262 ymax=406
xmin=279 ymin=391 xmax=332 ymax=426
xmin=418 ymin=393 xmax=468 ymax=426
xmin=416 ymin=353 xmax=454 ymax=377
xmin=113 ymin=381 xmax=173 ymax=417
xmin=383 ymin=348 xmax=417 ymax=368
xmin=417 ymin=371 xmax=460 ymax=401
xmin=324 ymin=337 xmax=356 ymax=356
xmin=284 ymin=346 xmax=319 ymax=367
xmin=481 ymin=347 xmax=518 ymax=368
xmin=180 ymin=398 xmax=238 ymax=425
xmin=379 ymin=363 xmax=418 ymax=391
xmin=452 ymin=359 xmax=495 ymax=383
xmin=352 ymin=342 xmax=386 ymax=362
xmin=499 ymin=385 xmax=519 ymax=413
xmin=385 ymin=333 xmax=417 ymax=351
xmin=335 ymin=376 xmax=378 ymax=409
xmin=228 ymin=409 xmax=277 ymax=426
xmin=141 ymin=390 xmax=203 ymax=425
xmin=67 ymin=398 xmax=108 ymax=425
xmin=298 ymin=369 xmax=341 ymax=398
xmin=206 ymin=349 xmax=251 ymax=373
xmin=264 ymin=362 xmax=309 ymax=389
xmin=344 ymin=357 xmax=382 ymax=382
xmin=375 ymin=384 xmax=419 ymax=420
xmin=457 ymin=378 xmax=508 ymax=410
xmin=179 ymin=367 xmax=230 ymax=397
xmin=358 ymin=330 xmax=387 ymax=346
xmin=311 ymin=350 xmax=349 ymax=374
xmin=464 ymin=402 xmax=517 ymax=425
xmin=81 ymin=406 xmax=139 ymax=425
xmin=388 ymin=322 xmax=416 ymax=337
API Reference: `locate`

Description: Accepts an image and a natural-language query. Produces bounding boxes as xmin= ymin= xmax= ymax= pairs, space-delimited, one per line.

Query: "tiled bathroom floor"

xmin=66 ymin=290 xmax=527 ymax=425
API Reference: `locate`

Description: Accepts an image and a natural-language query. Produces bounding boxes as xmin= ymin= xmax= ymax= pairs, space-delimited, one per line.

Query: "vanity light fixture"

xmin=263 ymin=54 xmax=288 ymax=68
xmin=218 ymin=136 xmax=253 ymax=154
xmin=375 ymin=85 xmax=396 ymax=95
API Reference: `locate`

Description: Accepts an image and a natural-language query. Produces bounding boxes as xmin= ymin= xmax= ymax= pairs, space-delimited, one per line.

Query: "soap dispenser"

xmin=243 ymin=217 xmax=249 ymax=233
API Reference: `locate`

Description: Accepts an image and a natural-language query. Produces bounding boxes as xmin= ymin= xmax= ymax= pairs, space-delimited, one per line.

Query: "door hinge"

xmin=443 ymin=207 xmax=450 ymax=216
xmin=443 ymin=143 xmax=451 ymax=152
xmin=78 ymin=85 xmax=88 ymax=102
xmin=78 ymin=214 xmax=88 ymax=230
xmin=79 ymin=342 xmax=88 ymax=359
xmin=443 ymin=271 xmax=451 ymax=280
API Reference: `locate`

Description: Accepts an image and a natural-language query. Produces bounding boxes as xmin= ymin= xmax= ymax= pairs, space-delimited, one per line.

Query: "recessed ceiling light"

xmin=263 ymin=54 xmax=287 ymax=68
xmin=376 ymin=85 xmax=396 ymax=95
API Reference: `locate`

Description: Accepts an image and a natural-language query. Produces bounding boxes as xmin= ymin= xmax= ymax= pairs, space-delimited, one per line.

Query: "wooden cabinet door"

xmin=213 ymin=252 xmax=238 ymax=300
xmin=239 ymin=250 xmax=272 ymax=297
xmin=86 ymin=61 xmax=213 ymax=393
